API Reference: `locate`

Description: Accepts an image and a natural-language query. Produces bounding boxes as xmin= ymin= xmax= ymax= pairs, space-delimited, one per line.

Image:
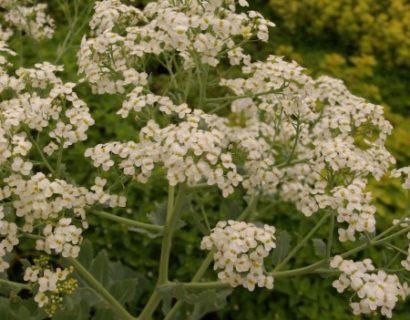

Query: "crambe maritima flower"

xmin=330 ymin=256 xmax=410 ymax=318
xmin=201 ymin=220 xmax=276 ymax=291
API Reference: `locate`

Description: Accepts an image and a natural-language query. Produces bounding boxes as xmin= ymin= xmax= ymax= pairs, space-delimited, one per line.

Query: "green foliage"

xmin=0 ymin=296 xmax=47 ymax=320
xmin=269 ymin=0 xmax=410 ymax=67
xmin=0 ymin=240 xmax=146 ymax=320
xmin=56 ymin=240 xmax=146 ymax=319
xmin=267 ymin=0 xmax=410 ymax=115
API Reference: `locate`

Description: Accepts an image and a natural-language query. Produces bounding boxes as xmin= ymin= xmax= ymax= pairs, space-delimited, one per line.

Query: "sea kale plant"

xmin=0 ymin=0 xmax=409 ymax=319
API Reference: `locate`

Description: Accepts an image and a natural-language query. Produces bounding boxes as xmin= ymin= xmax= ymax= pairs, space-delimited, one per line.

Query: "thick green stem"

xmin=163 ymin=252 xmax=214 ymax=320
xmin=93 ymin=210 xmax=163 ymax=233
xmin=26 ymin=131 xmax=56 ymax=175
xmin=139 ymin=184 xmax=186 ymax=320
xmin=164 ymin=281 xmax=229 ymax=290
xmin=238 ymin=195 xmax=258 ymax=221
xmin=0 ymin=278 xmax=31 ymax=291
xmin=138 ymin=289 xmax=162 ymax=320
xmin=67 ymin=258 xmax=136 ymax=320
xmin=158 ymin=185 xmax=179 ymax=284
xmin=274 ymin=212 xmax=330 ymax=272
xmin=285 ymin=118 xmax=301 ymax=165
xmin=327 ymin=210 xmax=336 ymax=258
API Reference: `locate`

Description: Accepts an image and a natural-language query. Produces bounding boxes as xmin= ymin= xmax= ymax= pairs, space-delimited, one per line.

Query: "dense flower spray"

xmin=0 ymin=0 xmax=409 ymax=318
xmin=201 ymin=220 xmax=276 ymax=291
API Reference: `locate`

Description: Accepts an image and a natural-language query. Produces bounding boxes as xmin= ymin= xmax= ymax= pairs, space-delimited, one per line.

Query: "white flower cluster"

xmin=218 ymin=56 xmax=393 ymax=244
xmin=24 ymin=257 xmax=77 ymax=316
xmin=79 ymin=1 xmax=395 ymax=249
xmin=221 ymin=57 xmax=394 ymax=210
xmin=0 ymin=33 xmax=14 ymax=69
xmin=118 ymin=86 xmax=191 ymax=119
xmin=330 ymin=256 xmax=410 ymax=318
xmin=0 ymin=0 xmax=55 ymax=40
xmin=86 ymin=111 xmax=242 ymax=197
xmin=392 ymin=217 xmax=410 ymax=272
xmin=392 ymin=166 xmax=410 ymax=190
xmin=331 ymin=179 xmax=376 ymax=242
xmin=36 ymin=218 xmax=82 ymax=258
xmin=78 ymin=0 xmax=273 ymax=94
xmin=201 ymin=220 xmax=276 ymax=291
xmin=0 ymin=61 xmax=94 ymax=164
xmin=0 ymin=206 xmax=18 ymax=272
xmin=221 ymin=56 xmax=394 ymax=230
xmin=0 ymin=2 xmax=130 ymax=273
xmin=0 ymin=173 xmax=125 ymax=267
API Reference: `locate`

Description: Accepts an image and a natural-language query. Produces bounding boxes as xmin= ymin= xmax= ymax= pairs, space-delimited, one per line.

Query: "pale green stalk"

xmin=273 ymin=212 xmax=330 ymax=272
xmin=138 ymin=184 xmax=186 ymax=320
xmin=327 ymin=210 xmax=336 ymax=258
xmin=0 ymin=278 xmax=31 ymax=291
xmin=25 ymin=129 xmax=56 ymax=175
xmin=269 ymin=225 xmax=410 ymax=277
xmin=92 ymin=211 xmax=164 ymax=233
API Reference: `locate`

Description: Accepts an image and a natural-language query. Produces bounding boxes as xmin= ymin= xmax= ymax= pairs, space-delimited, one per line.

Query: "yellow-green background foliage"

xmin=270 ymin=0 xmax=410 ymax=67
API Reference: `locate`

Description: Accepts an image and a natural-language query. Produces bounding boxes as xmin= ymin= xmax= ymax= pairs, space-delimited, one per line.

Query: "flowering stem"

xmin=164 ymin=196 xmax=258 ymax=320
xmin=375 ymin=206 xmax=410 ymax=240
xmin=163 ymin=251 xmax=214 ymax=320
xmin=139 ymin=184 xmax=186 ymax=320
xmin=385 ymin=244 xmax=408 ymax=255
xmin=206 ymin=86 xmax=286 ymax=104
xmin=92 ymin=210 xmax=163 ymax=233
xmin=0 ymin=278 xmax=31 ymax=291
xmin=158 ymin=185 xmax=176 ymax=284
xmin=67 ymin=258 xmax=136 ymax=320
xmin=237 ymin=195 xmax=258 ymax=221
xmin=273 ymin=212 xmax=330 ymax=272
xmin=270 ymin=225 xmax=410 ymax=277
xmin=138 ymin=289 xmax=162 ymax=320
xmin=327 ymin=210 xmax=336 ymax=258
xmin=276 ymin=158 xmax=309 ymax=168
xmin=56 ymin=140 xmax=64 ymax=178
xmin=25 ymin=130 xmax=56 ymax=176
xmin=285 ymin=118 xmax=302 ymax=165
xmin=164 ymin=281 xmax=229 ymax=290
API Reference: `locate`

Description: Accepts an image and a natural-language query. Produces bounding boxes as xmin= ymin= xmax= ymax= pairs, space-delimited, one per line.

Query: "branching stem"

xmin=67 ymin=258 xmax=136 ymax=320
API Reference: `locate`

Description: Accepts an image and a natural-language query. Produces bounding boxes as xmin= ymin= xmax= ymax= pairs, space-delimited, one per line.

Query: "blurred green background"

xmin=4 ymin=0 xmax=410 ymax=319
